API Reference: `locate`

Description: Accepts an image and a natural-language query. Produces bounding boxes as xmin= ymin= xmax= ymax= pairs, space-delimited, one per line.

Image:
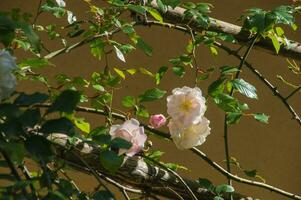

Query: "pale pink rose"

xmin=168 ymin=117 xmax=211 ymax=150
xmin=149 ymin=114 xmax=166 ymax=128
xmin=167 ymin=87 xmax=206 ymax=128
xmin=109 ymin=118 xmax=147 ymax=157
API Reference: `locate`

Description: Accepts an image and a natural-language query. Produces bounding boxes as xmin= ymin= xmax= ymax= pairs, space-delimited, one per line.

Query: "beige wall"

xmin=1 ymin=0 xmax=301 ymax=199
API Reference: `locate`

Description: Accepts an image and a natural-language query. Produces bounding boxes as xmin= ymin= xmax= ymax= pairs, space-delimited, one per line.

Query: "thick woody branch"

xmin=149 ymin=1 xmax=301 ymax=61
xmin=48 ymin=133 xmax=255 ymax=200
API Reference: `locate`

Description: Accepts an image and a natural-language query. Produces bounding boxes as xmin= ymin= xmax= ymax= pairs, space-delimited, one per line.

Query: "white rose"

xmin=168 ymin=117 xmax=211 ymax=150
xmin=0 ymin=50 xmax=18 ymax=101
xmin=167 ymin=86 xmax=206 ymax=127
xmin=109 ymin=118 xmax=147 ymax=157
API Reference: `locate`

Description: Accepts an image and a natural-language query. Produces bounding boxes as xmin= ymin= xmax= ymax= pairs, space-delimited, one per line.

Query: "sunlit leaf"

xmin=232 ymin=78 xmax=258 ymax=99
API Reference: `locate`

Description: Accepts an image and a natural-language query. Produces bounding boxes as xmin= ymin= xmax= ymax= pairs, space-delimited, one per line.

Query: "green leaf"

xmin=114 ymin=46 xmax=126 ymax=62
xmin=41 ymin=0 xmax=66 ymax=18
xmin=136 ymin=105 xmax=149 ymax=118
xmin=161 ymin=0 xmax=180 ymax=8
xmin=232 ymin=78 xmax=258 ymax=99
xmin=90 ymin=39 xmax=105 ymax=60
xmin=47 ymin=90 xmax=81 ymax=114
xmin=253 ymin=113 xmax=269 ymax=123
xmin=17 ymin=22 xmax=41 ymax=51
xmin=0 ymin=141 xmax=25 ymax=164
xmin=147 ymin=8 xmax=163 ymax=23
xmin=122 ymin=96 xmax=136 ymax=108
xmin=244 ymin=169 xmax=257 ymax=177
xmin=89 ymin=126 xmax=111 ymax=145
xmin=0 ymin=103 xmax=21 ymax=118
xmin=127 ymin=4 xmax=146 ymax=14
xmin=19 ymin=58 xmax=53 ymax=69
xmin=209 ymin=46 xmax=218 ymax=56
xmin=25 ymin=135 xmax=53 ymax=160
xmin=113 ymin=68 xmax=126 ymax=79
xmin=215 ymin=184 xmax=235 ymax=194
xmin=164 ymin=163 xmax=188 ymax=171
xmin=268 ymin=33 xmax=281 ymax=54
xmin=41 ymin=118 xmax=75 ymax=136
xmin=214 ymin=93 xmax=241 ymax=112
xmin=19 ymin=108 xmax=41 ymax=127
xmin=99 ymin=150 xmax=124 ymax=174
xmin=275 ymin=26 xmax=284 ymax=36
xmin=208 ymin=78 xmax=225 ymax=97
xmin=110 ymin=137 xmax=132 ymax=149
xmin=14 ymin=92 xmax=49 ymax=105
xmin=220 ymin=66 xmax=240 ymax=75
xmin=155 ymin=66 xmax=168 ymax=85
xmin=126 ymin=68 xmax=137 ymax=75
xmin=138 ymin=88 xmax=166 ymax=102
xmin=226 ymin=112 xmax=242 ymax=124
xmin=146 ymin=150 xmax=164 ymax=161
xmin=172 ymin=65 xmax=185 ymax=77
xmin=198 ymin=178 xmax=214 ymax=191
xmin=92 ymin=190 xmax=115 ymax=200
xmin=214 ymin=197 xmax=224 ymax=200
xmin=139 ymin=67 xmax=154 ymax=77
xmin=92 ymin=84 xmax=105 ymax=92
xmin=74 ymin=117 xmax=90 ymax=133
xmin=136 ymin=38 xmax=152 ymax=56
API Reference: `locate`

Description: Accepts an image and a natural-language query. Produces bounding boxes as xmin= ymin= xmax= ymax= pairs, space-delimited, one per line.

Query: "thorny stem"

xmin=33 ymin=0 xmax=43 ymax=24
xmin=285 ymin=85 xmax=301 ymax=100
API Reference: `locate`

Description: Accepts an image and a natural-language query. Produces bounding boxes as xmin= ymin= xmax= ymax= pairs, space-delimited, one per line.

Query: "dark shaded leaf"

xmin=47 ymin=90 xmax=81 ymax=114
xmin=99 ymin=150 xmax=124 ymax=174
xmin=25 ymin=135 xmax=53 ymax=160
xmin=92 ymin=190 xmax=115 ymax=200
xmin=14 ymin=92 xmax=49 ymax=105
xmin=41 ymin=118 xmax=75 ymax=136
xmin=110 ymin=137 xmax=132 ymax=149
xmin=208 ymin=78 xmax=225 ymax=97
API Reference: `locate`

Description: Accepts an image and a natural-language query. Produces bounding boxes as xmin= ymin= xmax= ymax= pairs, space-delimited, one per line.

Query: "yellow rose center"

xmin=181 ymin=100 xmax=193 ymax=112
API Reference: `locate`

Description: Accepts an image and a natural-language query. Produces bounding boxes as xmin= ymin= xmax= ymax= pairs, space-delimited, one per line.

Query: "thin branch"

xmin=69 ymin=150 xmax=111 ymax=192
xmin=44 ymin=27 xmax=124 ymax=59
xmin=122 ymin=189 xmax=131 ymax=200
xmin=285 ymin=85 xmax=301 ymax=100
xmin=33 ymin=0 xmax=43 ymax=24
